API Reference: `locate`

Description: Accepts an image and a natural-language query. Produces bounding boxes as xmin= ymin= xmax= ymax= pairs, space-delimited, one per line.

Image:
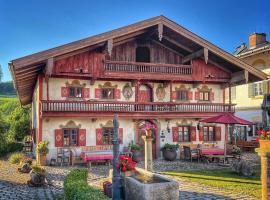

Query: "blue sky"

xmin=0 ymin=0 xmax=269 ymax=81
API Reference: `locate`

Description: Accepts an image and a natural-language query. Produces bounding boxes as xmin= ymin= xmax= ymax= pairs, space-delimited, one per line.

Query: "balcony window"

xmin=103 ymin=127 xmax=114 ymax=144
xmin=102 ymin=88 xmax=115 ymax=99
xmin=63 ymin=129 xmax=78 ymax=146
xmin=69 ymin=87 xmax=82 ymax=98
xmin=177 ymin=90 xmax=188 ymax=101
xmin=178 ymin=126 xmax=190 ymax=142
xmin=199 ymin=91 xmax=210 ymax=101
xmin=203 ymin=126 xmax=215 ymax=141
xmin=253 ymin=82 xmax=263 ymax=96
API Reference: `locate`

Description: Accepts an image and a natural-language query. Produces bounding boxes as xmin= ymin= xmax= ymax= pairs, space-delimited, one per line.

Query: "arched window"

xmin=136 ymin=46 xmax=150 ymax=63
xmin=252 ymin=59 xmax=266 ymax=70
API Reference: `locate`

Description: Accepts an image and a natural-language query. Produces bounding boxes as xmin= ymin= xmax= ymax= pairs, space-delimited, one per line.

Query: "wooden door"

xmin=136 ymin=124 xmax=157 ymax=159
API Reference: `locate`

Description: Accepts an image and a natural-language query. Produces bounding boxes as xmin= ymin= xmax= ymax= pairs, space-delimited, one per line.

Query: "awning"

xmin=200 ymin=113 xmax=254 ymax=125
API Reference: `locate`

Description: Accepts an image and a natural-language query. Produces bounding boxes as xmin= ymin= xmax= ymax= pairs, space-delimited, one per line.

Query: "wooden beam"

xmin=230 ymin=70 xmax=248 ymax=84
xmin=158 ymin=23 xmax=163 ymax=41
xmin=151 ymin=39 xmax=184 ymax=57
xmin=182 ymin=49 xmax=204 ymax=64
xmin=204 ymin=48 xmax=208 ymax=64
xmin=107 ymin=39 xmax=113 ymax=57
xmin=45 ymin=57 xmax=54 ymax=76
xmin=162 ymin=36 xmax=193 ymax=52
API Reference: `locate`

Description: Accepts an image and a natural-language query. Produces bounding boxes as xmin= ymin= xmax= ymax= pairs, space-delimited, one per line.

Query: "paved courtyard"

xmin=0 ymin=153 xmax=260 ymax=200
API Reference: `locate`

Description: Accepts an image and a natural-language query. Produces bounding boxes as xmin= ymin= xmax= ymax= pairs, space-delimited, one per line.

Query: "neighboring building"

xmin=9 ymin=16 xmax=266 ymax=161
xmin=232 ymin=33 xmax=270 ymax=141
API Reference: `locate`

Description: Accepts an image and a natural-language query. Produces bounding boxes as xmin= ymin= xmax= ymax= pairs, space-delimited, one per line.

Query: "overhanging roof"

xmin=9 ymin=15 xmax=267 ymax=105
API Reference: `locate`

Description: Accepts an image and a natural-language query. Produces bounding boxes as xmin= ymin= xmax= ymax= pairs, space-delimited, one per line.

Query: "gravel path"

xmin=0 ymin=153 xmax=260 ymax=200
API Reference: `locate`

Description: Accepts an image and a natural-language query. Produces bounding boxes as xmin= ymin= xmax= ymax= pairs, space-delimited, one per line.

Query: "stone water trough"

xmin=123 ymin=168 xmax=179 ymax=200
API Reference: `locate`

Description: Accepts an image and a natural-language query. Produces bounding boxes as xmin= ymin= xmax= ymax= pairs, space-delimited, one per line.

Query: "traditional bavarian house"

xmin=10 ymin=16 xmax=267 ymax=161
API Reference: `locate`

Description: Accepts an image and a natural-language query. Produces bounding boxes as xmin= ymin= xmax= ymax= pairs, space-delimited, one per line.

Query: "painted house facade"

xmin=10 ymin=16 xmax=266 ymax=160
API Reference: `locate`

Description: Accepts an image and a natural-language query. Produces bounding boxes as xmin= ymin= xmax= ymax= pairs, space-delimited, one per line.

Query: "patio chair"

xmin=183 ymin=146 xmax=200 ymax=162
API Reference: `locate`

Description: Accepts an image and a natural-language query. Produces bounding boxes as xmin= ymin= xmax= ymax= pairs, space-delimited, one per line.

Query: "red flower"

xmin=256 ymin=130 xmax=261 ymax=135
xmin=122 ymin=166 xmax=127 ymax=172
xmin=256 ymin=137 xmax=259 ymax=142
xmin=264 ymin=132 xmax=267 ymax=137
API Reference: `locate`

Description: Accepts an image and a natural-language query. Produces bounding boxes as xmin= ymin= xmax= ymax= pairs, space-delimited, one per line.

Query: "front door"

xmin=136 ymin=121 xmax=157 ymax=159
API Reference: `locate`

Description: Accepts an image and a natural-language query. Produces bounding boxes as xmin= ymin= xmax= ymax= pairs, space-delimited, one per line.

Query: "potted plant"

xmin=130 ymin=143 xmax=143 ymax=163
xmin=117 ymin=155 xmax=137 ymax=176
xmin=161 ymin=143 xmax=179 ymax=161
xmin=36 ymin=141 xmax=49 ymax=166
xmin=28 ymin=165 xmax=46 ymax=186
xmin=256 ymin=129 xmax=270 ymax=149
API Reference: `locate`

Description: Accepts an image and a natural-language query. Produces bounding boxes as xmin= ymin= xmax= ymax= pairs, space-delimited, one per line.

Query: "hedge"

xmin=0 ymin=142 xmax=24 ymax=157
xmin=64 ymin=169 xmax=109 ymax=200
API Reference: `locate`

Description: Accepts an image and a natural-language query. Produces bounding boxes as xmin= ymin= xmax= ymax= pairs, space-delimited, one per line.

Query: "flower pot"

xmin=29 ymin=171 xmax=46 ymax=186
xmin=37 ymin=153 xmax=47 ymax=166
xmin=131 ymin=150 xmax=142 ymax=163
xmin=259 ymin=140 xmax=270 ymax=150
xmin=162 ymin=149 xmax=177 ymax=161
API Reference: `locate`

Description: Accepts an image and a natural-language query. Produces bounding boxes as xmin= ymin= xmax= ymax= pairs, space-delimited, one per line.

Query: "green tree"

xmin=0 ymin=65 xmax=2 ymax=83
xmin=8 ymin=105 xmax=31 ymax=141
xmin=0 ymin=113 xmax=7 ymax=154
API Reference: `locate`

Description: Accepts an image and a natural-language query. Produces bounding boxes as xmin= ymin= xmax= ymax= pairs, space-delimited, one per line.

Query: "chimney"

xmin=249 ymin=33 xmax=267 ymax=49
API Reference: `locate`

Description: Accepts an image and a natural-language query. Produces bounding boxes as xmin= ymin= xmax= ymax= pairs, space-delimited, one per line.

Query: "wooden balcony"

xmin=41 ymin=100 xmax=235 ymax=118
xmin=103 ymin=60 xmax=193 ymax=80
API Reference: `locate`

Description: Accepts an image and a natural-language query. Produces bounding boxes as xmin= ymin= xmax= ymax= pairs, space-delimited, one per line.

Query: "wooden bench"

xmin=236 ymin=141 xmax=258 ymax=152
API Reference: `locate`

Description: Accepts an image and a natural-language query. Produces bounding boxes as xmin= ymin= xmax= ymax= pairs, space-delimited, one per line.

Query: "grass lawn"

xmin=161 ymin=169 xmax=261 ymax=199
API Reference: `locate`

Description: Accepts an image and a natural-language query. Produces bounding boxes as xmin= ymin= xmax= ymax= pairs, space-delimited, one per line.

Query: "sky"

xmin=0 ymin=0 xmax=269 ymax=82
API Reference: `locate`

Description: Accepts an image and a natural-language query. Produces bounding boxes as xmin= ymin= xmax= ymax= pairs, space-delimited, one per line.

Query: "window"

xmin=69 ymin=87 xmax=82 ymax=98
xmin=199 ymin=91 xmax=210 ymax=101
xmin=203 ymin=126 xmax=215 ymax=141
xmin=102 ymin=88 xmax=115 ymax=99
xmin=63 ymin=129 xmax=78 ymax=146
xmin=253 ymin=82 xmax=263 ymax=96
xmin=103 ymin=127 xmax=114 ymax=145
xmin=178 ymin=126 xmax=190 ymax=142
xmin=176 ymin=90 xmax=188 ymax=101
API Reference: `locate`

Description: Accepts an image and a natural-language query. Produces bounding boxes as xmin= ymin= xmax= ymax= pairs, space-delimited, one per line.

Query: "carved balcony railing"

xmin=42 ymin=101 xmax=235 ymax=113
xmin=104 ymin=60 xmax=193 ymax=75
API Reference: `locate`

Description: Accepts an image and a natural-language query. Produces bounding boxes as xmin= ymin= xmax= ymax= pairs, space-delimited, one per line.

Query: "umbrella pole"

xmin=224 ymin=124 xmax=228 ymax=164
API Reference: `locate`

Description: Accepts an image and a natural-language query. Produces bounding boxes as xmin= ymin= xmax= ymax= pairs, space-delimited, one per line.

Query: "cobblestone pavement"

xmin=0 ymin=153 xmax=260 ymax=200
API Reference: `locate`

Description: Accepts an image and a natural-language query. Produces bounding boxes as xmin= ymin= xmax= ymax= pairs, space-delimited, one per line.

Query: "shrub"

xmin=161 ymin=143 xmax=179 ymax=151
xmin=32 ymin=165 xmax=46 ymax=174
xmin=130 ymin=143 xmax=142 ymax=151
xmin=64 ymin=169 xmax=109 ymax=200
xmin=8 ymin=152 xmax=24 ymax=164
xmin=0 ymin=142 xmax=24 ymax=157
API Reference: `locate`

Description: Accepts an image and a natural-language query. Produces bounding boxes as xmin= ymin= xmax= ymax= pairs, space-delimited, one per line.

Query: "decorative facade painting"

xmin=156 ymin=84 xmax=166 ymax=101
xmin=122 ymin=83 xmax=133 ymax=100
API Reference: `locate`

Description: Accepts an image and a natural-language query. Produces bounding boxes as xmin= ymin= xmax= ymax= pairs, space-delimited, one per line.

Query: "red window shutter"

xmin=199 ymin=128 xmax=204 ymax=141
xmin=172 ymin=127 xmax=179 ymax=142
xmin=195 ymin=91 xmax=199 ymax=100
xmin=190 ymin=126 xmax=197 ymax=141
xmin=210 ymin=92 xmax=215 ymax=101
xmin=188 ymin=91 xmax=193 ymax=100
xmin=172 ymin=91 xmax=177 ymax=100
xmin=96 ymin=128 xmax=104 ymax=145
xmin=78 ymin=129 xmax=86 ymax=146
xmin=119 ymin=128 xmax=123 ymax=144
xmin=115 ymin=89 xmax=121 ymax=99
xmin=61 ymin=87 xmax=69 ymax=97
xmin=215 ymin=126 xmax=222 ymax=141
xmin=95 ymin=88 xmax=101 ymax=98
xmin=82 ymin=88 xmax=90 ymax=98
xmin=55 ymin=129 xmax=63 ymax=147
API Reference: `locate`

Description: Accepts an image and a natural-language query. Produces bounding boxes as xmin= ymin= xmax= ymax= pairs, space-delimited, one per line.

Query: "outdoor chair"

xmin=57 ymin=147 xmax=70 ymax=166
xmin=183 ymin=146 xmax=200 ymax=162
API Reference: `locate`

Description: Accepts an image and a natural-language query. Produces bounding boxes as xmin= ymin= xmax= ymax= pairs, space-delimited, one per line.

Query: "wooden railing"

xmin=104 ymin=60 xmax=192 ymax=75
xmin=42 ymin=100 xmax=235 ymax=113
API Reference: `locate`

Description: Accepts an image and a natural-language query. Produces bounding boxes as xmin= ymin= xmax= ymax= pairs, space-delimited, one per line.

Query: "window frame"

xmin=176 ymin=90 xmax=188 ymax=101
xmin=178 ymin=126 xmax=191 ymax=142
xmin=199 ymin=91 xmax=210 ymax=101
xmin=63 ymin=128 xmax=78 ymax=146
xmin=102 ymin=127 xmax=114 ymax=145
xmin=253 ymin=82 xmax=263 ymax=96
xmin=69 ymin=87 xmax=83 ymax=98
xmin=203 ymin=126 xmax=215 ymax=142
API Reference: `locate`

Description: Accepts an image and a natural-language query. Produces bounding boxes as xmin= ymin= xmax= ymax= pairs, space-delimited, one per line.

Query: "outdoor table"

xmin=200 ymin=147 xmax=224 ymax=155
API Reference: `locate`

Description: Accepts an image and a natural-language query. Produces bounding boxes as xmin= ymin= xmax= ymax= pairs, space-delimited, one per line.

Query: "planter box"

xmin=37 ymin=154 xmax=47 ymax=166
xmin=123 ymin=168 xmax=179 ymax=200
xmin=259 ymin=140 xmax=270 ymax=150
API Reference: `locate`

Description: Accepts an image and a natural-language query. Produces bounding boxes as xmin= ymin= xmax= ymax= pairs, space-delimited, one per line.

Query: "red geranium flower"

xmin=256 ymin=137 xmax=259 ymax=142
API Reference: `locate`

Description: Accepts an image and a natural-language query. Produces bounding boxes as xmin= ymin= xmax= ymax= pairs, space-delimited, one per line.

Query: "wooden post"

xmin=170 ymin=81 xmax=172 ymax=102
xmin=142 ymin=133 xmax=153 ymax=171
